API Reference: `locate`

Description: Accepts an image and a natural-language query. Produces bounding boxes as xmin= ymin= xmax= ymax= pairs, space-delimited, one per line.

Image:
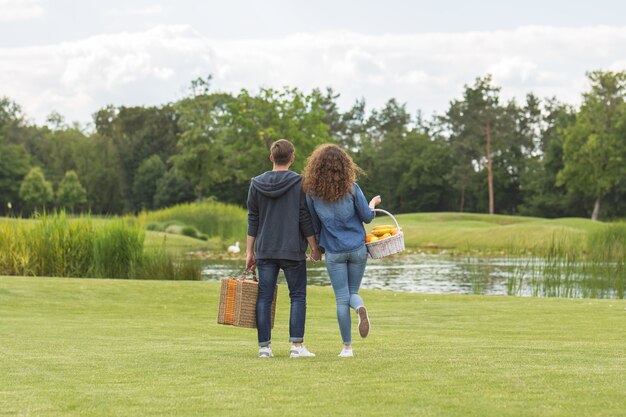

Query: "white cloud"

xmin=2 ymin=25 xmax=626 ymax=124
xmin=106 ymin=5 xmax=168 ymax=17
xmin=0 ymin=0 xmax=44 ymax=21
xmin=0 ymin=25 xmax=215 ymax=123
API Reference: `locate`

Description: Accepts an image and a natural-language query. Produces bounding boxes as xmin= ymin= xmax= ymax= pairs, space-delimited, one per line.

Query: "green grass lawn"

xmin=1 ymin=276 xmax=625 ymax=416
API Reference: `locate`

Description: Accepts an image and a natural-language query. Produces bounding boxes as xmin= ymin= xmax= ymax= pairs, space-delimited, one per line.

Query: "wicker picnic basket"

xmin=365 ymin=209 xmax=405 ymax=259
xmin=217 ymin=268 xmax=277 ymax=329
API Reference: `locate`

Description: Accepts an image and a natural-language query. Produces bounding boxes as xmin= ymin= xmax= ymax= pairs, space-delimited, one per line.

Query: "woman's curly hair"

xmin=302 ymin=144 xmax=364 ymax=201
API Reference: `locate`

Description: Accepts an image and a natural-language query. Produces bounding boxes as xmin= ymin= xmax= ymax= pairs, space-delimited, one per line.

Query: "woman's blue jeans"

xmin=325 ymin=245 xmax=367 ymax=344
xmin=256 ymin=259 xmax=307 ymax=347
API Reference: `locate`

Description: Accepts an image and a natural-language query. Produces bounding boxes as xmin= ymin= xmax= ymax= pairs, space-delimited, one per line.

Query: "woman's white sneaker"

xmin=338 ymin=348 xmax=353 ymax=357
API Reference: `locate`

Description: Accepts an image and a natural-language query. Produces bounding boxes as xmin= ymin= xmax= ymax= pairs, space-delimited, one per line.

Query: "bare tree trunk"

xmin=591 ymin=197 xmax=601 ymax=221
xmin=486 ymin=119 xmax=494 ymax=214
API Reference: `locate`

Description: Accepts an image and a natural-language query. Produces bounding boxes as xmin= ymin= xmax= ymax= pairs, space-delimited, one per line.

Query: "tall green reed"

xmin=0 ymin=221 xmax=31 ymax=275
xmin=0 ymin=212 xmax=202 ymax=280
xmin=92 ymin=218 xmax=144 ymax=279
xmin=584 ymin=222 xmax=626 ymax=298
xmin=503 ymin=226 xmax=626 ymax=299
xmin=29 ymin=212 xmax=95 ymax=277
xmin=137 ymin=236 xmax=202 ymax=280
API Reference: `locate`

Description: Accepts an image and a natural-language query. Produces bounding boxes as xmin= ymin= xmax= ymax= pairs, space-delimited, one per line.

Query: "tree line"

xmin=1 ymin=71 xmax=625 ymax=220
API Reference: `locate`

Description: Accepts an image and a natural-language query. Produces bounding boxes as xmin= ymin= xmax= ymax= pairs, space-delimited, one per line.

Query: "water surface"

xmin=201 ymin=254 xmax=624 ymax=299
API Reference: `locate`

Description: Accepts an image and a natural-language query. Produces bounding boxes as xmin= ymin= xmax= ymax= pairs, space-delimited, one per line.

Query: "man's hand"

xmin=245 ymin=235 xmax=256 ymax=271
xmin=309 ymin=248 xmax=322 ymax=262
xmin=245 ymin=251 xmax=256 ymax=271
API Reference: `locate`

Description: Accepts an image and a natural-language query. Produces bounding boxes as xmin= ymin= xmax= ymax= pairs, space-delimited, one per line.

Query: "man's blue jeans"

xmin=325 ymin=245 xmax=367 ymax=344
xmin=256 ymin=259 xmax=307 ymax=347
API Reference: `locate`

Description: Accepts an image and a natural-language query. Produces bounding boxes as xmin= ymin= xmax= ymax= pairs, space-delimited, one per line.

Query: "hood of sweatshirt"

xmin=251 ymin=170 xmax=302 ymax=198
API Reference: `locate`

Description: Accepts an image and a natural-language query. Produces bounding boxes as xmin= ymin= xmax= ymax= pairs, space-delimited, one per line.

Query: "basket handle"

xmin=372 ymin=208 xmax=401 ymax=230
xmin=238 ymin=267 xmax=258 ymax=282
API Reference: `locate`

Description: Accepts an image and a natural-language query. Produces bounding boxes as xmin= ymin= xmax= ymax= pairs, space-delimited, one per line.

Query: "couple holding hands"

xmin=246 ymin=139 xmax=381 ymax=358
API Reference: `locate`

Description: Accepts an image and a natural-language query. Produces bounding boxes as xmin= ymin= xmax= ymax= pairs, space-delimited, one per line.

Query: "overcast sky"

xmin=2 ymin=0 xmax=626 ymax=125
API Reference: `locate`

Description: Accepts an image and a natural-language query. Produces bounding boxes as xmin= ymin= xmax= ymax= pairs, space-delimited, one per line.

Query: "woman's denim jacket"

xmin=306 ymin=183 xmax=375 ymax=254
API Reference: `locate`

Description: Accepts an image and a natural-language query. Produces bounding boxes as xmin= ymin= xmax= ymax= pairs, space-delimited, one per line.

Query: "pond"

xmin=201 ymin=254 xmax=625 ymax=299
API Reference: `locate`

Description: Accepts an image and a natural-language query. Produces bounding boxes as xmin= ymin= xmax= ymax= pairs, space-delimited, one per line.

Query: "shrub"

xmin=145 ymin=221 xmax=164 ymax=231
xmin=181 ymin=225 xmax=199 ymax=238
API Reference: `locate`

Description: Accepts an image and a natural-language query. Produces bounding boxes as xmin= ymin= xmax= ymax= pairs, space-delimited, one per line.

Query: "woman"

xmin=302 ymin=144 xmax=381 ymax=357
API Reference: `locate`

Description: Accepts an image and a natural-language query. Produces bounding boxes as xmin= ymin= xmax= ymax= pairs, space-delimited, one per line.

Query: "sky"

xmin=2 ymin=0 xmax=626 ymax=125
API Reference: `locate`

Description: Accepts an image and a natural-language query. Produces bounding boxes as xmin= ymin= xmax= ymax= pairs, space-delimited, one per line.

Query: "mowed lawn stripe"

xmin=1 ymin=276 xmax=625 ymax=417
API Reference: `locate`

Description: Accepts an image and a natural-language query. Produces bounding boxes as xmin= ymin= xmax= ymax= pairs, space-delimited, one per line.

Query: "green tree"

xmin=154 ymin=169 xmax=193 ymax=209
xmin=439 ymin=75 xmax=539 ymax=215
xmin=75 ymin=133 xmax=125 ymax=214
xmin=173 ymin=92 xmax=234 ymax=200
xmin=0 ymin=97 xmax=23 ymax=132
xmin=19 ymin=167 xmax=53 ymax=214
xmin=57 ymin=170 xmax=88 ymax=213
xmin=132 ymin=155 xmax=166 ymax=211
xmin=173 ymin=86 xmax=331 ymax=205
xmin=557 ymin=71 xmax=626 ymax=220
xmin=46 ymin=111 xmax=67 ymax=131
xmin=355 ymin=99 xmax=412 ymax=209
xmin=94 ymin=104 xmax=181 ymax=211
xmin=45 ymin=128 xmax=90 ymax=185
xmin=443 ymin=75 xmax=502 ymax=214
xmin=449 ymin=75 xmax=500 ymax=214
xmin=353 ymin=99 xmax=456 ymax=213
xmin=0 ymin=143 xmax=31 ymax=215
xmin=518 ymin=98 xmax=581 ymax=217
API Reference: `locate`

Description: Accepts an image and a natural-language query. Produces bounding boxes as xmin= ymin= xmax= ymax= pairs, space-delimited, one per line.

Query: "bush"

xmin=181 ymin=225 xmax=199 ymax=238
xmin=145 ymin=221 xmax=164 ymax=231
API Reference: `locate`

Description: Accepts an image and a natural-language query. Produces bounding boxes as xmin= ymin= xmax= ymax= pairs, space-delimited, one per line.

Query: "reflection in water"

xmin=201 ymin=254 xmax=625 ymax=299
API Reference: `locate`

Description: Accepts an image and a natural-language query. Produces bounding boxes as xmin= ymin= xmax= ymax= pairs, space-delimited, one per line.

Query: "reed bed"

xmin=502 ymin=223 xmax=626 ymax=299
xmin=0 ymin=213 xmax=201 ymax=280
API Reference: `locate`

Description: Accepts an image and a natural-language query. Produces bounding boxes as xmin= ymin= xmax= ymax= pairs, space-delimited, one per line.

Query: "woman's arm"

xmin=354 ymin=183 xmax=379 ymax=224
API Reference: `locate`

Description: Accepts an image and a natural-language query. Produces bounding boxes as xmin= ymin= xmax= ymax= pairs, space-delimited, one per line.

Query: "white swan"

xmin=227 ymin=241 xmax=241 ymax=253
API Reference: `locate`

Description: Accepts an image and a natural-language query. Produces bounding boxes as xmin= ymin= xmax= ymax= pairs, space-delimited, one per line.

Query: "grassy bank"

xmin=1 ymin=276 xmax=625 ymax=416
xmin=382 ymin=212 xmax=610 ymax=254
xmin=143 ymin=231 xmax=218 ymax=256
xmin=146 ymin=211 xmax=626 ymax=256
xmin=142 ymin=200 xmax=247 ymax=244
xmin=1 ymin=211 xmax=621 ymax=259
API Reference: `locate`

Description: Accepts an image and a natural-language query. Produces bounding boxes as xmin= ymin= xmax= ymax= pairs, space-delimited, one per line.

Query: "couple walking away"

xmin=246 ymin=139 xmax=381 ymax=358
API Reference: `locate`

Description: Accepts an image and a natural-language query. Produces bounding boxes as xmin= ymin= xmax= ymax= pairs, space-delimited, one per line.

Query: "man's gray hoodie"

xmin=247 ymin=170 xmax=315 ymax=261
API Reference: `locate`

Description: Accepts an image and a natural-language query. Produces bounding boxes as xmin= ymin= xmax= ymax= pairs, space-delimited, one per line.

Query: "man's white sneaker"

xmin=290 ymin=344 xmax=316 ymax=358
xmin=357 ymin=306 xmax=370 ymax=338
xmin=258 ymin=346 xmax=273 ymax=358
xmin=338 ymin=348 xmax=353 ymax=357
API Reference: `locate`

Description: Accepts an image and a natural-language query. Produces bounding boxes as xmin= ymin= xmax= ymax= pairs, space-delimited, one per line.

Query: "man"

xmin=246 ymin=139 xmax=322 ymax=358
